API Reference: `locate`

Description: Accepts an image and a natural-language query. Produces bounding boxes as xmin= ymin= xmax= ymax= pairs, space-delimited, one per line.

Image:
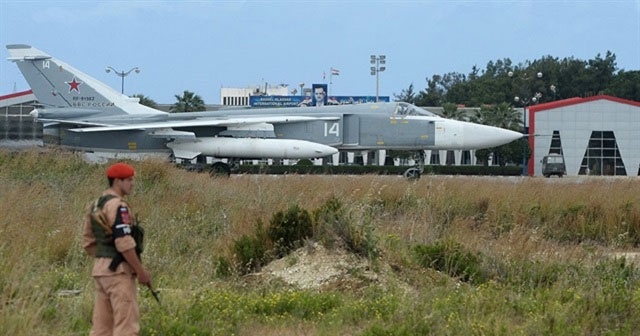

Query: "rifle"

xmin=147 ymin=283 xmax=161 ymax=305
xmin=108 ymin=253 xmax=124 ymax=271
xmin=108 ymin=224 xmax=144 ymax=271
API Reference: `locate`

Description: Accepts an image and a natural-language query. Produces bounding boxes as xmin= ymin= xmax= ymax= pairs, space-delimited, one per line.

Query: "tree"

xmin=478 ymin=58 xmax=516 ymax=104
xmin=132 ymin=94 xmax=157 ymax=109
xmin=605 ymin=70 xmax=640 ymax=101
xmin=501 ymin=138 xmax=530 ymax=167
xmin=557 ymin=57 xmax=589 ymax=99
xmin=585 ymin=51 xmax=617 ymax=96
xmin=530 ymin=55 xmax=562 ymax=102
xmin=468 ymin=105 xmax=492 ymax=126
xmin=413 ymin=52 xmax=634 ymax=108
xmin=470 ymin=103 xmax=526 ymax=166
xmin=403 ymin=51 xmax=638 ymax=167
xmin=489 ymin=102 xmax=521 ymax=130
xmin=393 ymin=83 xmax=417 ymax=103
xmin=441 ymin=102 xmax=466 ymax=121
xmin=171 ymin=90 xmax=205 ymax=113
xmin=415 ymin=75 xmax=445 ymax=106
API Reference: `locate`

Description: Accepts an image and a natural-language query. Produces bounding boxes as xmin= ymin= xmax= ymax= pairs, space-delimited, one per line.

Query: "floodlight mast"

xmin=508 ymin=70 xmax=543 ymax=176
xmin=370 ymin=55 xmax=386 ymax=102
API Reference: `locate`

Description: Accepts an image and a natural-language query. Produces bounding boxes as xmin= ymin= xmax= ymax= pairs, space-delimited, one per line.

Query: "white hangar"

xmin=527 ymin=95 xmax=640 ymax=177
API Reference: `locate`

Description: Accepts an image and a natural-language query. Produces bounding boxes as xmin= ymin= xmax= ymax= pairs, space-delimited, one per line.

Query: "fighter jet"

xmin=6 ymin=44 xmax=523 ymax=175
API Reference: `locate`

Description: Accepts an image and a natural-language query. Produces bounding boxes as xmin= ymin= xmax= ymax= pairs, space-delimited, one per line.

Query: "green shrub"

xmin=233 ymin=232 xmax=268 ymax=274
xmin=295 ymin=159 xmax=313 ymax=166
xmin=313 ymin=196 xmax=346 ymax=248
xmin=268 ymin=205 xmax=313 ymax=258
xmin=213 ymin=256 xmax=232 ymax=278
xmin=312 ymin=197 xmax=380 ymax=260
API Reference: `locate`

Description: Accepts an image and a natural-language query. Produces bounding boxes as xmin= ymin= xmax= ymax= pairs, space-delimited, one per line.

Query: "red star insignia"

xmin=66 ymin=77 xmax=83 ymax=93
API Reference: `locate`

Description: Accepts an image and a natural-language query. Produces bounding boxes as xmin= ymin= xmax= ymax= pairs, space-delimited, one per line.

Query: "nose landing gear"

xmin=402 ymin=151 xmax=425 ymax=180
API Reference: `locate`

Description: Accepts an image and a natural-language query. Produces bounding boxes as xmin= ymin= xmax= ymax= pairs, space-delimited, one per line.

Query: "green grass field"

xmin=2 ymin=149 xmax=640 ymax=335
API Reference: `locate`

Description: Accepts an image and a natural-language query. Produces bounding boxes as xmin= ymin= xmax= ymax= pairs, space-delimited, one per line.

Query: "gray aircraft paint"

xmin=7 ymin=44 xmax=522 ymax=160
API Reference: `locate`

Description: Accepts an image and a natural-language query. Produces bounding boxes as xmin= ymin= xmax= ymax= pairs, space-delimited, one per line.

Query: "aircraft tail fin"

xmin=6 ymin=44 xmax=163 ymax=118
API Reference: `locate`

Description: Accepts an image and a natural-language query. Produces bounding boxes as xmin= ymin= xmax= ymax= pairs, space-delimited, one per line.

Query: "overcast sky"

xmin=1 ymin=0 xmax=639 ymax=104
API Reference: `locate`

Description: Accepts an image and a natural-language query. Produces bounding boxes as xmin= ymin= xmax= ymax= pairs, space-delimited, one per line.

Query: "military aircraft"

xmin=6 ymin=44 xmax=523 ymax=176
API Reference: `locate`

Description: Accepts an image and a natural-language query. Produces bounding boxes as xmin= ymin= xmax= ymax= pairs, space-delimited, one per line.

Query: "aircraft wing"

xmin=36 ymin=118 xmax=114 ymax=127
xmin=69 ymin=115 xmax=340 ymax=133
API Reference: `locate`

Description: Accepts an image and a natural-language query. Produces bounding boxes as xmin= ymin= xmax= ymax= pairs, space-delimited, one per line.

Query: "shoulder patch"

xmin=112 ymin=205 xmax=133 ymax=239
xmin=113 ymin=206 xmax=132 ymax=237
xmin=117 ymin=206 xmax=131 ymax=225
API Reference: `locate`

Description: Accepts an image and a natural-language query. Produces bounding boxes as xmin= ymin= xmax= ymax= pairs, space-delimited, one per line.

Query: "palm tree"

xmin=470 ymin=103 xmax=525 ymax=166
xmin=470 ymin=102 xmax=521 ymax=130
xmin=440 ymin=102 xmax=467 ymax=121
xmin=469 ymin=106 xmax=492 ymax=126
xmin=171 ymin=90 xmax=205 ymax=113
xmin=490 ymin=102 xmax=522 ymax=130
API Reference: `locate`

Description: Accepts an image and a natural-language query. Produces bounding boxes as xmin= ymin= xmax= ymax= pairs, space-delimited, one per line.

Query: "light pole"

xmin=508 ymin=70 xmax=542 ymax=176
xmin=105 ymin=66 xmax=140 ymax=94
xmin=370 ymin=55 xmax=386 ymax=102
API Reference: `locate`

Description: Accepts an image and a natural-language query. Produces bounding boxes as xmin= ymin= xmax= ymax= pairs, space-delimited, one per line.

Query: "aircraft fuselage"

xmin=9 ymin=44 xmax=523 ymax=163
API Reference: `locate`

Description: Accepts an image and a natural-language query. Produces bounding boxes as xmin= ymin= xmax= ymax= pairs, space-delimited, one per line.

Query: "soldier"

xmin=82 ymin=162 xmax=151 ymax=335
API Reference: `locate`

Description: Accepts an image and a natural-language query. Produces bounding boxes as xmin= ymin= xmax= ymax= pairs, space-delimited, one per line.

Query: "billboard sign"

xmin=250 ymin=83 xmax=389 ymax=108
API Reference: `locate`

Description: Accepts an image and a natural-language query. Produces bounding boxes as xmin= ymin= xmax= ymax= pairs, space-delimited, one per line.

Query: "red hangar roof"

xmin=0 ymin=90 xmax=35 ymax=108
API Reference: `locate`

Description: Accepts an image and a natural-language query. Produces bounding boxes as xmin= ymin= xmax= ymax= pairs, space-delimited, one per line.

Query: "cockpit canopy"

xmin=393 ymin=102 xmax=440 ymax=117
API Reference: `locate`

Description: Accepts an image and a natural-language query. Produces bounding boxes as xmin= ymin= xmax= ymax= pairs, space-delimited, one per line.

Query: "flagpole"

xmin=329 ymin=70 xmax=333 ymax=96
xmin=329 ymin=67 xmax=339 ymax=96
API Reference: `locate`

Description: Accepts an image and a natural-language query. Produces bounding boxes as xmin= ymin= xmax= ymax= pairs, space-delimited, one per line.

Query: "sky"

xmin=1 ymin=0 xmax=639 ymax=104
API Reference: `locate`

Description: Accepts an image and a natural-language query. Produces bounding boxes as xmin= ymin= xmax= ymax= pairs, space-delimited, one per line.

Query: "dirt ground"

xmin=261 ymin=244 xmax=379 ymax=290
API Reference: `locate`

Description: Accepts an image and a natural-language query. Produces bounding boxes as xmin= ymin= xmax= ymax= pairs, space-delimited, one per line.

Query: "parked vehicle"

xmin=541 ymin=153 xmax=566 ymax=177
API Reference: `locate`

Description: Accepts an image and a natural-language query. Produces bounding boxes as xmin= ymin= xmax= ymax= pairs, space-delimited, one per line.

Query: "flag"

xmin=331 ymin=68 xmax=340 ymax=76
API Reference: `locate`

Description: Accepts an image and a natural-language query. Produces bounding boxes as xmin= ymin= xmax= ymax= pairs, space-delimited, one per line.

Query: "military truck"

xmin=541 ymin=153 xmax=566 ymax=177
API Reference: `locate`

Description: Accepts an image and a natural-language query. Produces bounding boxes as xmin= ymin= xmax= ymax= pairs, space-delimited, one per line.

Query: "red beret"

xmin=106 ymin=163 xmax=135 ymax=179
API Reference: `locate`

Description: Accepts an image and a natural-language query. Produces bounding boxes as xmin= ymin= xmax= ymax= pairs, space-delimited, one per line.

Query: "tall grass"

xmin=2 ymin=149 xmax=640 ymax=335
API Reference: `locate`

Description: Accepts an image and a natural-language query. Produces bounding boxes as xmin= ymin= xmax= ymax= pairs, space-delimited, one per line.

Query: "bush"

xmin=233 ymin=235 xmax=267 ymax=274
xmin=312 ymin=196 xmax=346 ymax=248
xmin=268 ymin=205 xmax=313 ymax=258
xmin=295 ymin=159 xmax=313 ymax=166
xmin=313 ymin=197 xmax=380 ymax=260
xmin=213 ymin=256 xmax=232 ymax=278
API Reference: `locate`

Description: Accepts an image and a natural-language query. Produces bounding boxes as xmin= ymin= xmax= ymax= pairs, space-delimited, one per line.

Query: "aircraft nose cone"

xmin=463 ymin=123 xmax=523 ymax=149
xmin=315 ymin=144 xmax=339 ymax=156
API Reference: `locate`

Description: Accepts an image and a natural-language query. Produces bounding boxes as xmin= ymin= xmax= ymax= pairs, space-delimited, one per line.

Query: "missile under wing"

xmin=6 ymin=44 xmax=523 ymax=173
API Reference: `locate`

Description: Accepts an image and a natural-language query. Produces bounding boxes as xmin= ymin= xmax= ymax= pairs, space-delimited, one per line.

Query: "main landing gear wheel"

xmin=403 ymin=167 xmax=422 ymax=180
xmin=402 ymin=150 xmax=425 ymax=180
xmin=209 ymin=162 xmax=231 ymax=177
